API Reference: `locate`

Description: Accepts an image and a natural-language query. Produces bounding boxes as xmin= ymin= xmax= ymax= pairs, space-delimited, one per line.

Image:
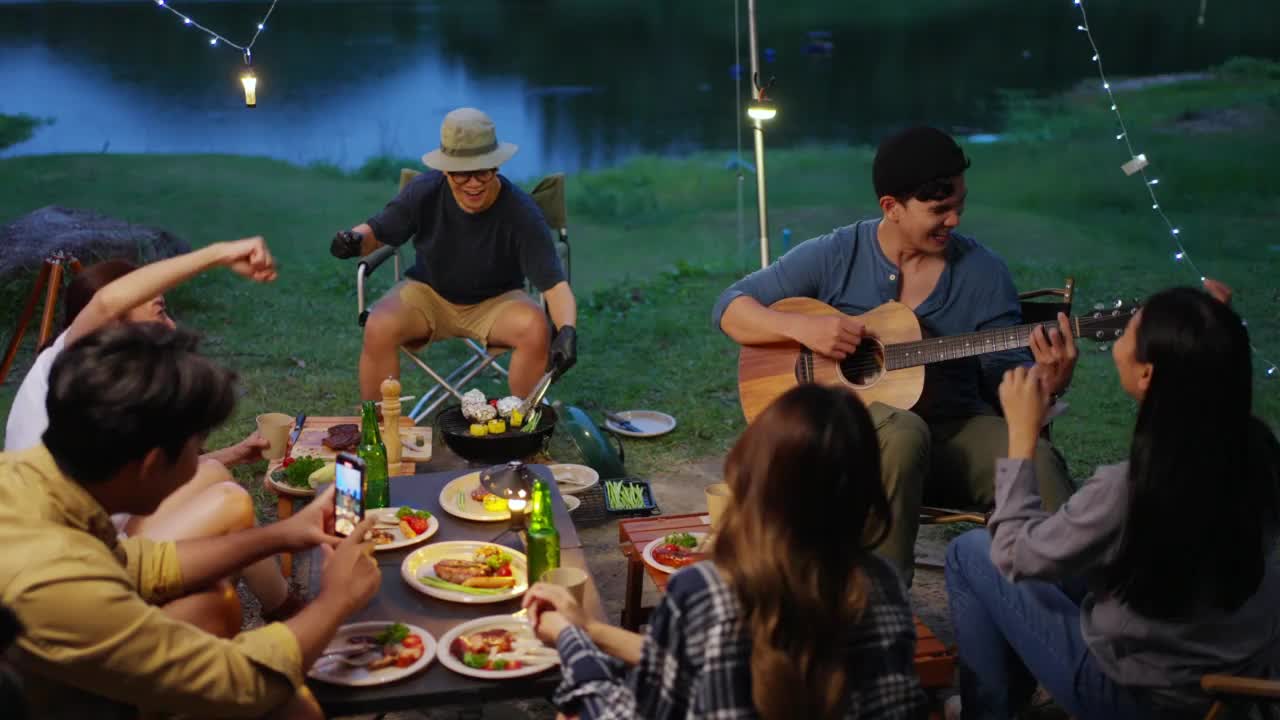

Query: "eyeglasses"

xmin=446 ymin=169 xmax=496 ymax=184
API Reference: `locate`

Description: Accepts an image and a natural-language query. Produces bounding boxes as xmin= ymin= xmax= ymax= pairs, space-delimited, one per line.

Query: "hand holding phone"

xmin=333 ymin=453 xmax=366 ymax=537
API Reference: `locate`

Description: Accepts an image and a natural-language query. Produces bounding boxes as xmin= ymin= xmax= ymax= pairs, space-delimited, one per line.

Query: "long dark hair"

xmin=712 ymin=384 xmax=892 ymax=720
xmin=62 ymin=259 xmax=137 ymax=332
xmin=1102 ymin=287 xmax=1280 ymax=618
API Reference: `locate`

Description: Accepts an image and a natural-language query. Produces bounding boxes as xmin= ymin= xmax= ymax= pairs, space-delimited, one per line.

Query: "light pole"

xmin=745 ymin=0 xmax=774 ymax=270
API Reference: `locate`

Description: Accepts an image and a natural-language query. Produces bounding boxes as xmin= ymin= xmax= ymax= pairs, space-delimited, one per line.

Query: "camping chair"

xmin=1202 ymin=675 xmax=1280 ymax=719
xmin=918 ymin=278 xmax=1075 ymax=528
xmin=355 ymin=169 xmax=571 ymax=424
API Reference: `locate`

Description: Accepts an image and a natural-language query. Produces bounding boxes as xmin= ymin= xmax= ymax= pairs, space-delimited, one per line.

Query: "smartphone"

xmin=333 ymin=452 xmax=365 ymax=537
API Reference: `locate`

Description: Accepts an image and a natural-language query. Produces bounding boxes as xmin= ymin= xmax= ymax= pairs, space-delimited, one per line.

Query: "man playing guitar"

xmin=713 ymin=127 xmax=1077 ymax=585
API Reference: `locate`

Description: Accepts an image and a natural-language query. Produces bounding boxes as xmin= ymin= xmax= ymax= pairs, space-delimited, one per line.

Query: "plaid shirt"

xmin=554 ymin=558 xmax=927 ymax=719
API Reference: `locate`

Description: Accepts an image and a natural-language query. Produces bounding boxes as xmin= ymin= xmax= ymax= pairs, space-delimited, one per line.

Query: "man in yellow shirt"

xmin=0 ymin=323 xmax=381 ymax=719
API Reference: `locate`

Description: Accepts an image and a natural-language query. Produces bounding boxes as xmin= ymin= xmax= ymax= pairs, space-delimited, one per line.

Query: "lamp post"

xmin=746 ymin=0 xmax=774 ymax=269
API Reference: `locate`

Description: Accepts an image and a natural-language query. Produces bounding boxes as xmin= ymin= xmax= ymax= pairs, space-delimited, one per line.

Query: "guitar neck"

xmin=883 ymin=318 xmax=1079 ymax=370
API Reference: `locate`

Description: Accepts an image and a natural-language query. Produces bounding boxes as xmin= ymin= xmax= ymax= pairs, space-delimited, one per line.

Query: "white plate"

xmin=547 ymin=463 xmax=599 ymax=496
xmin=436 ymin=615 xmax=559 ymax=680
xmin=439 ymin=472 xmax=510 ymax=522
xmin=563 ymin=495 xmax=580 ymax=513
xmin=266 ymin=470 xmax=316 ymax=497
xmin=308 ymin=621 xmax=436 ymax=687
xmin=365 ymin=507 xmax=440 ymax=552
xmin=641 ymin=532 xmax=709 ymax=574
xmin=402 ymin=541 xmax=528 ymax=604
xmin=604 ymin=410 xmax=677 ymax=438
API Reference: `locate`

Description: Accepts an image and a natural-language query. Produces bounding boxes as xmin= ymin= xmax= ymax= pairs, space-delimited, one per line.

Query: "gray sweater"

xmin=988 ymin=458 xmax=1280 ymax=707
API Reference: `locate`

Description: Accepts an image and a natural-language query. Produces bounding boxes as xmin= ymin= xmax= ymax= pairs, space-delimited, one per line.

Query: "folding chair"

xmin=1202 ymin=675 xmax=1280 ymax=719
xmin=355 ymin=169 xmax=571 ymax=424
xmin=918 ymin=277 xmax=1075 ymax=528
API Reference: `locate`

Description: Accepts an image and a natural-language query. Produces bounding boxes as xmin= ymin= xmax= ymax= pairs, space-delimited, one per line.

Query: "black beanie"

xmin=872 ymin=127 xmax=971 ymax=199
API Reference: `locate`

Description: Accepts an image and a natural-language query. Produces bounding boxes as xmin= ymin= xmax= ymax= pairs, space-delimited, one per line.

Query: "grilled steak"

xmin=434 ymin=559 xmax=490 ymax=585
xmin=323 ymin=423 xmax=360 ymax=451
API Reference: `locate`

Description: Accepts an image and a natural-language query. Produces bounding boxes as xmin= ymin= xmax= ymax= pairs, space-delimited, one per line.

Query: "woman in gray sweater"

xmin=945 ymin=280 xmax=1280 ymax=719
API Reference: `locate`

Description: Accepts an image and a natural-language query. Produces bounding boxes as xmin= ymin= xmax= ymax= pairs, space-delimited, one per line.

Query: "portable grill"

xmin=436 ymin=403 xmax=558 ymax=464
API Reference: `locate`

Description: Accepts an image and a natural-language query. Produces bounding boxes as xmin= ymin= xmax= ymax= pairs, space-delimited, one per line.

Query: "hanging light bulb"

xmin=240 ymin=66 xmax=258 ymax=108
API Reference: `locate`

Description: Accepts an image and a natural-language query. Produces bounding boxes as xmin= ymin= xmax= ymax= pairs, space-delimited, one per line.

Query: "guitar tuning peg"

xmin=1098 ymin=343 xmax=1111 ymax=352
xmin=1114 ymin=298 xmax=1124 ymax=308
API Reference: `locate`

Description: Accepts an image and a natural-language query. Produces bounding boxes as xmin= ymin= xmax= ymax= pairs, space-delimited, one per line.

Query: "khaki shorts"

xmin=382 ymin=280 xmax=532 ymax=347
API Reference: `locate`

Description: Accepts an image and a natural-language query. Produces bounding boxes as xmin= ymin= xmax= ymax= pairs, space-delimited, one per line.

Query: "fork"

xmin=327 ymin=650 xmax=385 ymax=668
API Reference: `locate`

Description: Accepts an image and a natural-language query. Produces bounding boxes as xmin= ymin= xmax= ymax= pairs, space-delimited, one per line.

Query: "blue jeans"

xmin=944 ymin=530 xmax=1169 ymax=720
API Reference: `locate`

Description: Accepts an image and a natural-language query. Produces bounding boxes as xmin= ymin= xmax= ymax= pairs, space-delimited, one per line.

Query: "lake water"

xmin=2 ymin=0 xmax=1277 ymax=179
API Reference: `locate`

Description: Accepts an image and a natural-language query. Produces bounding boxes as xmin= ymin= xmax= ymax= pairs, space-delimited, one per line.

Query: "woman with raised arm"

xmin=945 ymin=279 xmax=1280 ymax=719
xmin=523 ymin=384 xmax=928 ymax=719
xmin=4 ymin=239 xmax=305 ymax=622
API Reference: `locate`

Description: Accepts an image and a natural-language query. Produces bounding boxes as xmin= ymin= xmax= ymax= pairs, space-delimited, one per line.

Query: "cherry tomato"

xmin=402 ymin=635 xmax=423 ymax=649
xmin=282 ymin=457 xmax=294 ymax=467
xmin=508 ymin=660 xmax=522 ymax=669
xmin=496 ymin=564 xmax=512 ymax=577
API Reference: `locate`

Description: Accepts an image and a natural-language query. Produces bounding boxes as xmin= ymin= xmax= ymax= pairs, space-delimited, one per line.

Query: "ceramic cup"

xmin=705 ymin=482 xmax=732 ymax=531
xmin=256 ymin=413 xmax=293 ymax=460
xmin=542 ymin=566 xmax=588 ymax=606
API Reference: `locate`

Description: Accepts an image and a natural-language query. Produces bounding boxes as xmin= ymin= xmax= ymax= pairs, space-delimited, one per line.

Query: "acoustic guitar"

xmin=737 ymin=297 xmax=1136 ymax=422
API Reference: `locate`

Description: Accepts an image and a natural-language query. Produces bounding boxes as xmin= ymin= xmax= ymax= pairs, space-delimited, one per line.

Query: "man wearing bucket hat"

xmin=331 ymin=107 xmax=577 ymax=401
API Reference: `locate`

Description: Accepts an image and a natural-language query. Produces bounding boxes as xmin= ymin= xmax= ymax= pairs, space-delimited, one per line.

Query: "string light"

xmin=153 ymin=0 xmax=279 ymax=106
xmin=1071 ymin=0 xmax=1277 ymax=378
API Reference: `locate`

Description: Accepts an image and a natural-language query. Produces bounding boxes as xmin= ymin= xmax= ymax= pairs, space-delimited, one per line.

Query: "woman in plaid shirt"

xmin=524 ymin=385 xmax=928 ymax=719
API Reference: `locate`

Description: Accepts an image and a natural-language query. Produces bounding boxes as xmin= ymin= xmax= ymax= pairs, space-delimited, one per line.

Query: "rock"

xmin=0 ymin=206 xmax=190 ymax=287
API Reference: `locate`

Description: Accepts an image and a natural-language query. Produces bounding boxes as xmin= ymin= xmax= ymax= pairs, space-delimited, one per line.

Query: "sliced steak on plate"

xmin=434 ymin=559 xmax=490 ymax=585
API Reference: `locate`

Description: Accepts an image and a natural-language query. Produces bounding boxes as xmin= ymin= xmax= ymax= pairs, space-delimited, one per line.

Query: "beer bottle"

xmin=525 ymin=477 xmax=560 ymax=586
xmin=358 ymin=400 xmax=390 ymax=509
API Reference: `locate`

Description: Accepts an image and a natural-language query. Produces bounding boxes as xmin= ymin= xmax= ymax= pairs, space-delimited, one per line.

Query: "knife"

xmin=604 ymin=411 xmax=642 ymax=433
xmin=285 ymin=413 xmax=306 ymax=458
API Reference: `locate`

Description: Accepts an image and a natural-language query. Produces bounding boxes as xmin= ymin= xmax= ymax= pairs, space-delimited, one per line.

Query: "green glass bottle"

xmin=358 ymin=401 xmax=390 ymax=509
xmin=525 ymin=477 xmax=560 ymax=587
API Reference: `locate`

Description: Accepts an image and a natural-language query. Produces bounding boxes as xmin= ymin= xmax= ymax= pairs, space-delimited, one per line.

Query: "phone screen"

xmin=334 ymin=453 xmax=364 ymax=537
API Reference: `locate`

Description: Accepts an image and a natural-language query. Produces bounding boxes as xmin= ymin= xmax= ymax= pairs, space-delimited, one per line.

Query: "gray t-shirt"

xmin=367 ymin=171 xmax=565 ymax=305
xmin=989 ymin=451 xmax=1280 ymax=707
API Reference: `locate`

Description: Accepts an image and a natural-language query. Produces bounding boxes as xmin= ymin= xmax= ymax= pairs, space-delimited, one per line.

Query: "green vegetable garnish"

xmin=463 ymin=652 xmax=490 ymax=669
xmin=490 ymin=658 xmax=508 ymax=670
xmin=276 ymin=456 xmax=325 ymax=488
xmin=664 ymin=532 xmax=697 ymax=548
xmin=484 ymin=551 xmax=512 ymax=570
xmin=373 ymin=622 xmax=409 ymax=646
xmin=419 ymin=575 xmax=509 ymax=595
xmin=396 ymin=507 xmax=432 ymax=520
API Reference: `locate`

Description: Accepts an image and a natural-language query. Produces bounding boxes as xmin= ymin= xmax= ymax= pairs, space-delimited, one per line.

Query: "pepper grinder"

xmin=380 ymin=377 xmax=402 ymax=466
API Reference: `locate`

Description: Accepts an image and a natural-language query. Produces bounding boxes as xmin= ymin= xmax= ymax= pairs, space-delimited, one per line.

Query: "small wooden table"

xmin=617 ymin=513 xmax=956 ymax=691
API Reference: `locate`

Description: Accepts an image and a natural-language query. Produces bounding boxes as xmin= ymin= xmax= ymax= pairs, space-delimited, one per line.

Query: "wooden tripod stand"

xmin=0 ymin=251 xmax=81 ymax=384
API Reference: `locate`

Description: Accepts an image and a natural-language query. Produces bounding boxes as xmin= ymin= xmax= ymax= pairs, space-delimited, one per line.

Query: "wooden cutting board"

xmin=267 ymin=416 xmax=428 ymax=478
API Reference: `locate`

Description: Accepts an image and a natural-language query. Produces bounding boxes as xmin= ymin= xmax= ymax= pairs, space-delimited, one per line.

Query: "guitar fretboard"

xmin=882 ymin=320 xmax=1066 ymax=371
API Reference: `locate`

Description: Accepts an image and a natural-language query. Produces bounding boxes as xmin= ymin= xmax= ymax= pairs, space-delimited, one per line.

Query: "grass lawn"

xmin=2 ymin=59 xmax=1278 ymax=504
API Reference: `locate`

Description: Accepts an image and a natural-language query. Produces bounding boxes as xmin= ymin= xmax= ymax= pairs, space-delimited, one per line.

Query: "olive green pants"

xmin=867 ymin=402 xmax=1074 ymax=587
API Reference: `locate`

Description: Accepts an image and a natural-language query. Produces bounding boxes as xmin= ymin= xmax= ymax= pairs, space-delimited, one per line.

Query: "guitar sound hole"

xmin=840 ymin=338 xmax=885 ymax=387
